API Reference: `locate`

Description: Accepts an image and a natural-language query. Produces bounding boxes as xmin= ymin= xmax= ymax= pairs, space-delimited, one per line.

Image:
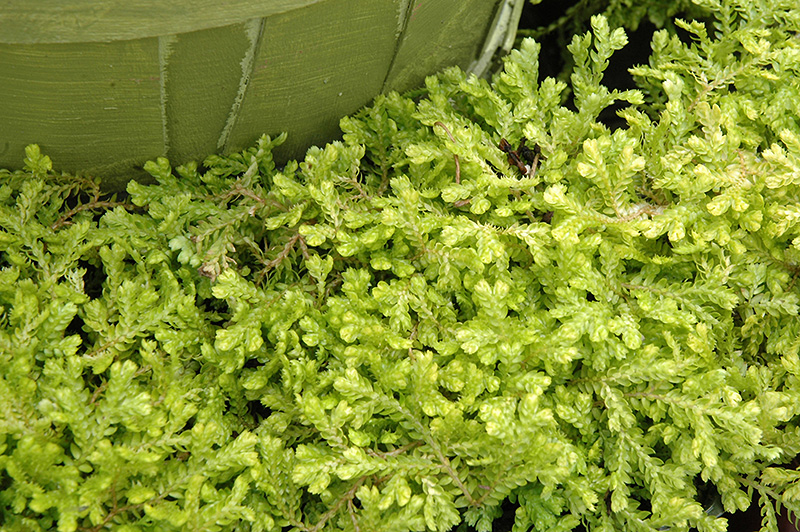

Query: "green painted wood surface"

xmin=384 ymin=0 xmax=501 ymax=93
xmin=0 ymin=0 xmax=323 ymax=44
xmin=0 ymin=40 xmax=165 ymax=178
xmin=0 ymin=0 xmax=516 ymax=188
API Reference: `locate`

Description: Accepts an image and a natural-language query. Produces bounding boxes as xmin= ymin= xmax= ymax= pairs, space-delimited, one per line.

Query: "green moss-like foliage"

xmin=3 ymin=4 xmax=800 ymax=532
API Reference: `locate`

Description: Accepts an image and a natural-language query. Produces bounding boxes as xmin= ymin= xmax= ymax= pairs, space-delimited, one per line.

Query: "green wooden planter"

xmin=0 ymin=0 xmax=523 ymax=188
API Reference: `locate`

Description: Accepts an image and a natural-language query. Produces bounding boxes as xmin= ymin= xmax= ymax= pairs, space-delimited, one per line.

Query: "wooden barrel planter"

xmin=0 ymin=0 xmax=523 ymax=188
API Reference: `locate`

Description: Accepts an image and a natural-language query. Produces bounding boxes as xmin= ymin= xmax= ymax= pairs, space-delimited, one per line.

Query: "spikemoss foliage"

xmin=3 ymin=5 xmax=800 ymax=532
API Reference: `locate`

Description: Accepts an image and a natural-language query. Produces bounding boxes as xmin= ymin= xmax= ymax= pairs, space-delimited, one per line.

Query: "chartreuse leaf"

xmin=4 ymin=5 xmax=800 ymax=532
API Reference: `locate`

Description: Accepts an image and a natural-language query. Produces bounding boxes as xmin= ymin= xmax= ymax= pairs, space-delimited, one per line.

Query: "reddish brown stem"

xmin=433 ymin=121 xmax=461 ymax=184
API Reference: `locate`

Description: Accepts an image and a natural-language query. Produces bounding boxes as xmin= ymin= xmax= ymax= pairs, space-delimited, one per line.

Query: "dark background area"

xmin=516 ymin=0 xmax=664 ymax=88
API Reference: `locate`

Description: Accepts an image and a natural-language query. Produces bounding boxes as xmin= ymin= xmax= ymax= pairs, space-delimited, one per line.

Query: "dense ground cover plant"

xmin=3 ymin=2 xmax=800 ymax=531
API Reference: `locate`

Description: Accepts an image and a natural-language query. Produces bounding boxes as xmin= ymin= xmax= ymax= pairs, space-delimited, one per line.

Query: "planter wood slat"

xmin=0 ymin=0 xmax=521 ymax=188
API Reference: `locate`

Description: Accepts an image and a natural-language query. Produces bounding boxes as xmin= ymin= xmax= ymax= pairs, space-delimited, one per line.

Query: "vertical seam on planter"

xmin=217 ymin=17 xmax=265 ymax=154
xmin=467 ymin=0 xmax=524 ymax=79
xmin=158 ymin=34 xmax=177 ymax=156
xmin=380 ymin=0 xmax=416 ymax=93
